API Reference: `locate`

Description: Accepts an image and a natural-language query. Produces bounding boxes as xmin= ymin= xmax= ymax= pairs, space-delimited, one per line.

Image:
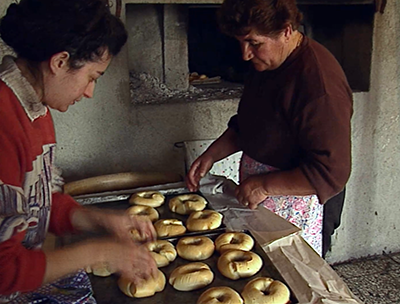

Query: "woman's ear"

xmin=49 ymin=51 xmax=70 ymax=74
xmin=283 ymin=24 xmax=293 ymax=42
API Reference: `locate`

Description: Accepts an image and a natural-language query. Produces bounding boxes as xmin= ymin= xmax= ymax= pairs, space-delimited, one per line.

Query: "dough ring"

xmin=169 ymin=194 xmax=207 ymax=215
xmin=129 ymin=191 xmax=165 ymax=207
xmin=186 ymin=210 xmax=223 ymax=231
xmin=197 ymin=286 xmax=243 ymax=304
xmin=169 ymin=262 xmax=214 ymax=291
xmin=127 ymin=205 xmax=159 ymax=222
xmin=217 ymin=249 xmax=263 ymax=280
xmin=145 ymin=240 xmax=177 ymax=267
xmin=154 ymin=219 xmax=186 ymax=237
xmin=241 ymin=277 xmax=290 ymax=304
xmin=215 ymin=232 xmax=254 ymax=253
xmin=176 ymin=236 xmax=215 ymax=261
xmin=85 ymin=261 xmax=113 ymax=277
xmin=118 ymin=269 xmax=166 ymax=298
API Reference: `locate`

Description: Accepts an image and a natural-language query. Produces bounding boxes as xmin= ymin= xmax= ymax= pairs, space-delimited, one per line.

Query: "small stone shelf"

xmin=130 ymin=71 xmax=243 ymax=105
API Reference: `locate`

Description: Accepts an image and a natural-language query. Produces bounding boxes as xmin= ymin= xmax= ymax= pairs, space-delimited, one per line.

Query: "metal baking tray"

xmin=89 ymin=230 xmax=298 ymax=304
xmin=58 ymin=191 xmax=226 ymax=247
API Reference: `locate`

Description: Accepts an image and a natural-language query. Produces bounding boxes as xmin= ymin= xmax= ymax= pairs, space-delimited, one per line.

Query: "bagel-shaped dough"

xmin=127 ymin=205 xmax=159 ymax=223
xmin=130 ymin=229 xmax=149 ymax=242
xmin=215 ymin=232 xmax=254 ymax=253
xmin=176 ymin=236 xmax=215 ymax=261
xmin=154 ymin=219 xmax=186 ymax=237
xmin=118 ymin=269 xmax=166 ymax=298
xmin=241 ymin=277 xmax=290 ymax=304
xmin=217 ymin=250 xmax=263 ymax=280
xmin=169 ymin=262 xmax=214 ymax=291
xmin=85 ymin=262 xmax=113 ymax=277
xmin=197 ymin=286 xmax=244 ymax=304
xmin=145 ymin=240 xmax=177 ymax=268
xmin=129 ymin=191 xmax=165 ymax=208
xmin=186 ymin=210 xmax=223 ymax=232
xmin=169 ymin=194 xmax=207 ymax=215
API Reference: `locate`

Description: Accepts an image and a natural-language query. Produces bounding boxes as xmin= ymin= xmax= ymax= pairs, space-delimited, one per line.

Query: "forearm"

xmin=43 ymin=240 xmax=110 ymax=285
xmin=204 ymin=128 xmax=240 ymax=162
xmin=263 ymin=167 xmax=316 ymax=196
xmin=70 ymin=207 xmax=103 ymax=233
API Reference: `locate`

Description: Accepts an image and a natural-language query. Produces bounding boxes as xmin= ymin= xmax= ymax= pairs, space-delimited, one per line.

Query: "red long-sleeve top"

xmin=0 ymin=56 xmax=81 ymax=297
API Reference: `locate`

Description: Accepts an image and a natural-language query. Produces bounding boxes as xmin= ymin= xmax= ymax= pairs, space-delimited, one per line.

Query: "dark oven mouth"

xmin=127 ymin=5 xmax=247 ymax=105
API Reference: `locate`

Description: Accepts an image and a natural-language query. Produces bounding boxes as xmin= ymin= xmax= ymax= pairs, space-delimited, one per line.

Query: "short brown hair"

xmin=217 ymin=0 xmax=303 ymax=37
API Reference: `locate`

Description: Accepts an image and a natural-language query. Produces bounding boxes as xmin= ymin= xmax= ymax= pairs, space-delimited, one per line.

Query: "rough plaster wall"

xmin=327 ymin=0 xmax=400 ymax=263
xmin=163 ymin=5 xmax=189 ymax=90
xmin=53 ymin=96 xmax=238 ymax=181
xmin=126 ymin=5 xmax=163 ymax=80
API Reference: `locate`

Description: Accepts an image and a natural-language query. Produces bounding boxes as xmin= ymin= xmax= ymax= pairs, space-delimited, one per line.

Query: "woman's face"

xmin=43 ymin=51 xmax=111 ymax=112
xmin=235 ymin=29 xmax=290 ymax=72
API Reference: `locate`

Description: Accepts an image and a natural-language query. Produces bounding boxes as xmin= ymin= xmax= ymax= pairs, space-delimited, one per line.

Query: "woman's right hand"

xmin=186 ymin=153 xmax=215 ymax=192
xmin=44 ymin=237 xmax=157 ymax=286
xmin=104 ymin=239 xmax=158 ymax=285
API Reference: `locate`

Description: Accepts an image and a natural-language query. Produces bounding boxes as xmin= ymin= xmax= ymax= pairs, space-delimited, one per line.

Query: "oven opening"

xmin=127 ymin=4 xmax=246 ymax=105
xmin=188 ymin=6 xmax=250 ymax=87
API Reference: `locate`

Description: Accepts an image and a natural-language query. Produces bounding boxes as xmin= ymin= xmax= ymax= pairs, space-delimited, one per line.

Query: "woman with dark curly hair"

xmin=187 ymin=0 xmax=353 ymax=258
xmin=0 ymin=0 xmax=157 ymax=302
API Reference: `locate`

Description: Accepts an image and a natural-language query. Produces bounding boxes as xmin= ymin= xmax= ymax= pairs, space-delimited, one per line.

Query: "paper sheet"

xmin=199 ymin=175 xmax=364 ymax=304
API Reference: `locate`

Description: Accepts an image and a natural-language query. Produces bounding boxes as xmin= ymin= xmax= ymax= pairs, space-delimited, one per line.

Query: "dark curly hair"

xmin=0 ymin=0 xmax=127 ymax=69
xmin=218 ymin=0 xmax=303 ymax=37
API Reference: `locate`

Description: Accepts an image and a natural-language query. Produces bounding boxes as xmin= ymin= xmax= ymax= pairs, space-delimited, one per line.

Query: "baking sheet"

xmin=87 ymin=190 xmax=225 ymax=237
xmin=73 ymin=183 xmax=187 ymax=206
xmin=89 ymin=230 xmax=298 ymax=304
xmin=65 ymin=177 xmax=364 ymax=303
xmin=59 ymin=189 xmax=226 ymax=247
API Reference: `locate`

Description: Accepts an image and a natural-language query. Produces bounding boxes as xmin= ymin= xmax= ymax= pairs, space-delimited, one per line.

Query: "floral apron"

xmin=240 ymin=154 xmax=323 ymax=256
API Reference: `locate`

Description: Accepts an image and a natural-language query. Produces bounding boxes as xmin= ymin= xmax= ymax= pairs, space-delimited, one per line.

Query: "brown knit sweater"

xmin=229 ymin=36 xmax=353 ymax=204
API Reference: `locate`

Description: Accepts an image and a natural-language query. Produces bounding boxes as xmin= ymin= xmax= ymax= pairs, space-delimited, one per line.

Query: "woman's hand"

xmin=186 ymin=154 xmax=215 ymax=192
xmin=105 ymin=239 xmax=158 ymax=285
xmin=235 ymin=175 xmax=269 ymax=210
xmin=43 ymin=237 xmax=158 ymax=286
xmin=185 ymin=128 xmax=240 ymax=192
xmin=71 ymin=208 xmax=156 ymax=242
xmin=105 ymin=210 xmax=157 ymax=242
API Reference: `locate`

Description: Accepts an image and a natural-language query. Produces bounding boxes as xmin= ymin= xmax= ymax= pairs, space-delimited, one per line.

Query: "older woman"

xmin=0 ymin=0 xmax=157 ymax=302
xmin=186 ymin=0 xmax=353 ymax=257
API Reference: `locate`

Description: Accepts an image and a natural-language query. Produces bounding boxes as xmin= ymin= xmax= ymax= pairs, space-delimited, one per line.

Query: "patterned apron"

xmin=1 ymin=197 xmax=95 ymax=304
xmin=8 ymin=270 xmax=96 ymax=304
xmin=240 ymin=154 xmax=323 ymax=256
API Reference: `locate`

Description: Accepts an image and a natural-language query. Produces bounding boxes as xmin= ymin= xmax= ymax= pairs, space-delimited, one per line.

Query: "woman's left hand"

xmin=72 ymin=208 xmax=157 ymax=242
xmin=235 ymin=175 xmax=269 ymax=210
xmin=101 ymin=210 xmax=157 ymax=242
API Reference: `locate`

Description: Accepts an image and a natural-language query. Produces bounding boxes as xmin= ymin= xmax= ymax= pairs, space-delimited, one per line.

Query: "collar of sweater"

xmin=0 ymin=56 xmax=47 ymax=121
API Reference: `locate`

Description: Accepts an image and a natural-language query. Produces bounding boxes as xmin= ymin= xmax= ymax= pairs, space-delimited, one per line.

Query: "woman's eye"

xmin=250 ymin=42 xmax=260 ymax=47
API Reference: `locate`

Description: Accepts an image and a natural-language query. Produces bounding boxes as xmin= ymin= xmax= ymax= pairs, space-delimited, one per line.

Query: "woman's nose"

xmin=241 ymin=43 xmax=254 ymax=61
xmin=84 ymin=82 xmax=95 ymax=98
